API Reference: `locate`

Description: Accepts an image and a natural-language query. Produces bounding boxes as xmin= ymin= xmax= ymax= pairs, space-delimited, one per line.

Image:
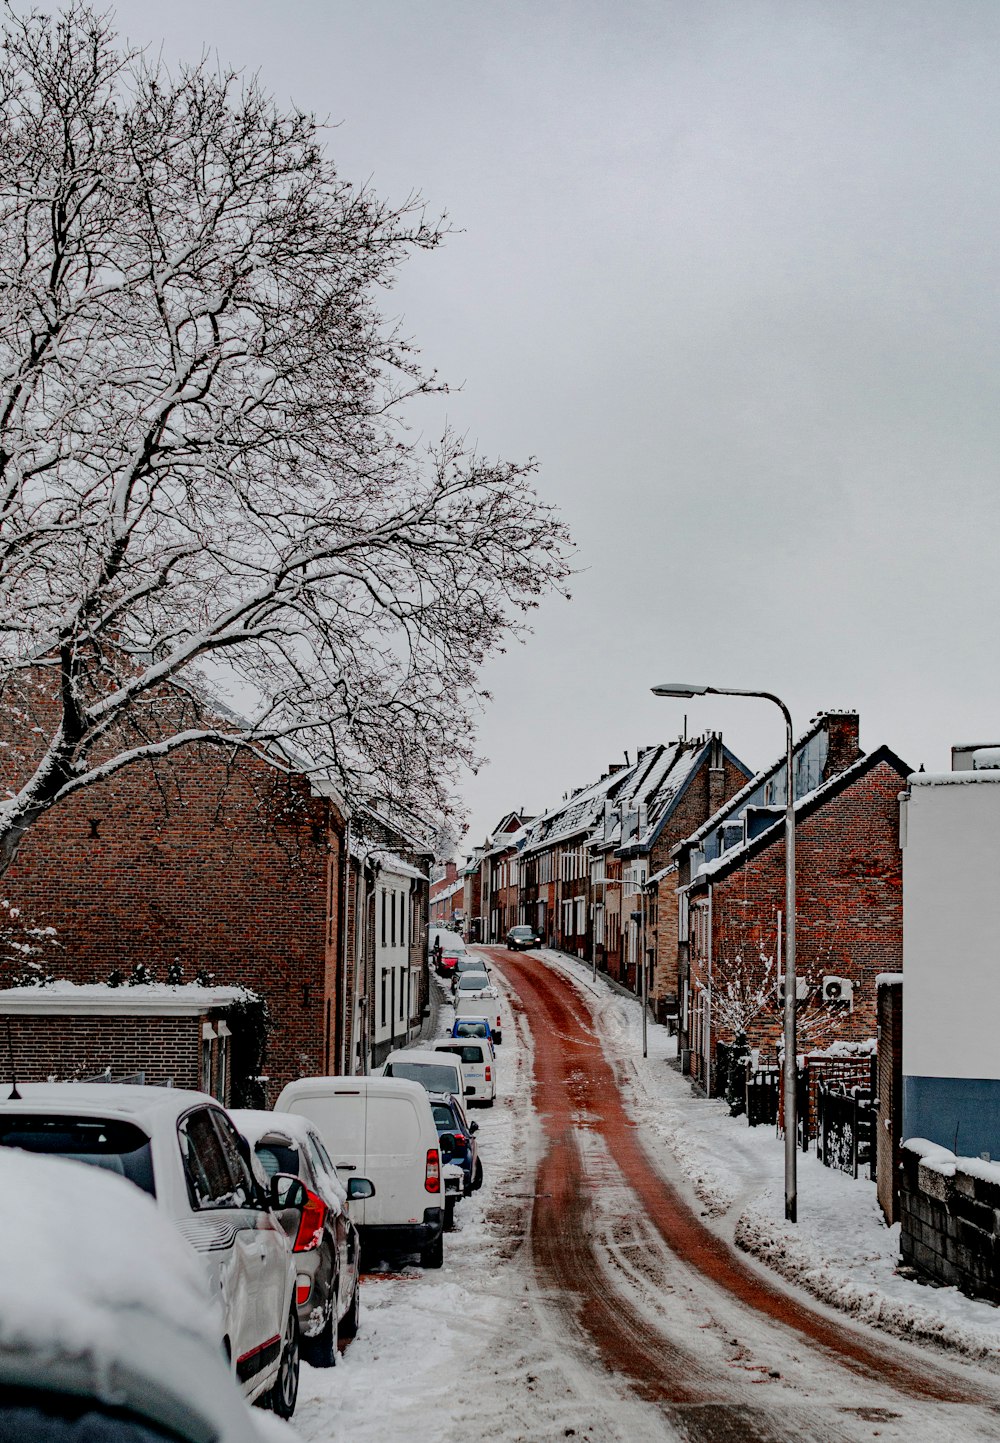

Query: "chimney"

xmin=821 ymin=712 xmax=862 ymax=780
xmin=707 ymin=732 xmax=726 ymax=814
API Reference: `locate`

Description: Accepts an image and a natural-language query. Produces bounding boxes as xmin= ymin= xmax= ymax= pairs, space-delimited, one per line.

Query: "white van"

xmin=273 ymin=1076 xmax=446 ymax=1269
xmin=455 ymin=990 xmax=503 ymax=1044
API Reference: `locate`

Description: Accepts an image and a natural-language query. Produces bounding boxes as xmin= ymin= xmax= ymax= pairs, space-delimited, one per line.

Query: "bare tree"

xmin=0 ymin=5 xmax=570 ymax=874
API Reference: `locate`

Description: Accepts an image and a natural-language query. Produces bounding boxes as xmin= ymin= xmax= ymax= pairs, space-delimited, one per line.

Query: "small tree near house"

xmin=0 ymin=4 xmax=571 ymax=879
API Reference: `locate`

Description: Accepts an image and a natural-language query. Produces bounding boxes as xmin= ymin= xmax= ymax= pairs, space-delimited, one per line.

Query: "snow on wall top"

xmin=909 ymin=770 xmax=1000 ymax=786
xmin=902 ymin=1138 xmax=1000 ymax=1188
xmin=0 ymin=981 xmax=253 ymax=1016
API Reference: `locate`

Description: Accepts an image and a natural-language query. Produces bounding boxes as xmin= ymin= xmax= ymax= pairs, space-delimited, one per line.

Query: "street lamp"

xmin=651 ymin=681 xmax=798 ymax=1224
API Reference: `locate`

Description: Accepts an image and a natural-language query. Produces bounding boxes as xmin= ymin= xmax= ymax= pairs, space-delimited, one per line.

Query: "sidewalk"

xmin=537 ymin=947 xmax=1000 ymax=1366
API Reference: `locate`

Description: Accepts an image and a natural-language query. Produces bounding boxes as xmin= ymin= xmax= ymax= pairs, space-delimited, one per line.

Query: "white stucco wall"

xmin=902 ymin=772 xmax=1000 ymax=1082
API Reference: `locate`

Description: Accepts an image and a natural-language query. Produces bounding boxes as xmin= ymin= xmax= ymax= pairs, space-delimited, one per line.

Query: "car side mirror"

xmin=469 ymin=1121 xmax=479 ymax=1134
xmin=437 ymin=1132 xmax=457 ymax=1158
xmin=346 ymin=1176 xmax=375 ymax=1201
xmin=269 ymin=1173 xmax=308 ymax=1210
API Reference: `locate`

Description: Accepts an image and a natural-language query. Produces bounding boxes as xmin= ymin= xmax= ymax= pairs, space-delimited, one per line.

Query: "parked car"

xmin=232 ymin=1109 xmax=373 ymax=1368
xmin=381 ymin=1048 xmax=466 ymax=1101
xmin=506 ymin=924 xmax=541 ymax=950
xmin=454 ymin=971 xmax=503 ymax=1044
xmin=450 ymin=953 xmax=491 ymax=990
xmin=432 ymin=1038 xmax=496 ymax=1107
xmin=0 ymin=1084 xmax=302 ymax=1417
xmin=431 ymin=928 xmax=467 ymax=977
xmin=428 ymin=1091 xmax=482 ymax=1217
xmin=451 ymin=1016 xmax=496 ymax=1048
xmin=274 ymin=1075 xmax=446 ymax=1269
xmin=0 ymin=1148 xmax=279 ymax=1443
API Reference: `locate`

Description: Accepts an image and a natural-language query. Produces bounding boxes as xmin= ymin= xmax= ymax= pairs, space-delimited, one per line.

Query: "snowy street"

xmin=291 ymin=950 xmax=1000 ymax=1443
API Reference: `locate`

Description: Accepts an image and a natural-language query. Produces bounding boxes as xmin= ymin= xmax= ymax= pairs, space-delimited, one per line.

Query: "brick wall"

xmin=690 ymin=757 xmax=906 ymax=1085
xmin=876 ymin=979 xmax=903 ymax=1223
xmin=900 ymin=1144 xmax=1000 ymax=1303
xmin=1 ymin=743 xmax=335 ymax=1101
xmin=5 ymin=1014 xmax=202 ymax=1090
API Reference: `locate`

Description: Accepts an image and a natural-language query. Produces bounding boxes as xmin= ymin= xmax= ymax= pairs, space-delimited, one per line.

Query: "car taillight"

xmin=292 ymin=1189 xmax=327 ymax=1252
xmin=296 ymin=1278 xmax=311 ymax=1306
xmin=425 ymin=1147 xmax=441 ymax=1193
xmin=452 ymin=1132 xmax=466 ymax=1146
xmin=485 ymin=1066 xmax=492 ymax=1083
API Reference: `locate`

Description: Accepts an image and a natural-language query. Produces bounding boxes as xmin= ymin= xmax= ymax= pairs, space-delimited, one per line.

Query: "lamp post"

xmin=651 ymin=681 xmax=798 ymax=1224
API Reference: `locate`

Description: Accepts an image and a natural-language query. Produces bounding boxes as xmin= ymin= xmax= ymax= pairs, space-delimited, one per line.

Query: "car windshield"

xmin=0 ymin=1114 xmax=156 ymax=1196
xmin=458 ymin=973 xmax=489 ymax=991
xmin=387 ymin=1061 xmax=460 ymax=1092
xmin=511 ymin=927 xmax=533 ymax=937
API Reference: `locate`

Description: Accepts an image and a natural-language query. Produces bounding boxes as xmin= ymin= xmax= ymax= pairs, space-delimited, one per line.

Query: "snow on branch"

xmin=0 ymin=5 xmax=572 ymax=873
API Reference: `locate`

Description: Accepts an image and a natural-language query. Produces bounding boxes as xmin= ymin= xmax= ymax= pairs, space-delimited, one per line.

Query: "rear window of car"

xmin=454 ymin=1022 xmax=488 ymax=1037
xmin=0 ymin=1114 xmax=155 ymax=1196
xmin=443 ymin=1045 xmax=484 ymax=1065
xmin=254 ymin=1142 xmax=300 ymax=1179
xmin=457 ymin=973 xmax=489 ymax=991
xmin=431 ymin=1103 xmax=456 ymax=1129
xmin=386 ymin=1061 xmax=461 ymax=1093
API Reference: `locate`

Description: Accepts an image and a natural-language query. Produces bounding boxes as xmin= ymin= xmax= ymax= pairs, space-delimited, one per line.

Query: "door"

xmin=364 ymin=1095 xmax=422 ymax=1227
xmin=177 ymin=1108 xmax=265 ymax=1379
xmin=288 ymin=1089 xmax=368 ymax=1225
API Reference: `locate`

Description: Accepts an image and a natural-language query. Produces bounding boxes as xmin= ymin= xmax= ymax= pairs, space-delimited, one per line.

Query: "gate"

xmin=817 ymin=1081 xmax=876 ymax=1179
xmin=745 ymin=1067 xmax=780 ymax=1128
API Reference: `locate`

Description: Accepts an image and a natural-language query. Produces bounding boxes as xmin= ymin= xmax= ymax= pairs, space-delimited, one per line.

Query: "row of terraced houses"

xmin=463 ymin=711 xmax=914 ymax=1090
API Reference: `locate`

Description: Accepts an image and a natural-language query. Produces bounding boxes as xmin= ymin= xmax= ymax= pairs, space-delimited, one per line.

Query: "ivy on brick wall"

xmin=227 ymin=995 xmax=272 ymax=1108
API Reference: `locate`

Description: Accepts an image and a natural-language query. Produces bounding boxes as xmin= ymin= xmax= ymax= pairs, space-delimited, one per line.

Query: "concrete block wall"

xmin=899 ymin=1143 xmax=1000 ymax=1303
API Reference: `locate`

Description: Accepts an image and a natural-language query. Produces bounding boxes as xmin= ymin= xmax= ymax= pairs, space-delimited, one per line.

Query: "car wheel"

xmin=472 ymin=1157 xmax=483 ymax=1191
xmin=266 ymin=1306 xmax=300 ymax=1418
xmin=444 ymin=1197 xmax=456 ymax=1231
xmin=420 ymin=1232 xmax=444 ymax=1269
xmin=339 ymin=1279 xmax=360 ymax=1340
xmin=301 ymin=1307 xmax=337 ymax=1369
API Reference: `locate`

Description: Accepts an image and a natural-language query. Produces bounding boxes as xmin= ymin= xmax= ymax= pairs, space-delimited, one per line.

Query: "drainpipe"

xmin=706 ymin=883 xmax=713 ymax=1098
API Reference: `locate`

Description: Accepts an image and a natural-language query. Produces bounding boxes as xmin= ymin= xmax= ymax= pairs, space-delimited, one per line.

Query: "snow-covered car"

xmin=0 ymin=1147 xmax=284 ymax=1443
xmin=232 ymin=1108 xmax=373 ymax=1367
xmin=450 ymin=953 xmax=491 ymax=991
xmin=432 ymin=1038 xmax=496 ymax=1106
xmin=0 ymin=1084 xmax=301 ymax=1417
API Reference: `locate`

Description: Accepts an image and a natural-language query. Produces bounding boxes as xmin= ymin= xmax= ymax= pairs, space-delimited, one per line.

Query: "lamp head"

xmin=650 ymin=682 xmax=710 ymax=699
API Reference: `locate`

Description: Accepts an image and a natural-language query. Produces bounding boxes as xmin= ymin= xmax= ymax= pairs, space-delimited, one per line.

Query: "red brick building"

xmin=674 ymin=713 xmax=909 ymax=1093
xmin=1 ymin=705 xmax=351 ymax=1101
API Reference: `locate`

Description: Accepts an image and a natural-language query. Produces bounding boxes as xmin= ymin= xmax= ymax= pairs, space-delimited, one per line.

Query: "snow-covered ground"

xmin=541 ymin=948 xmax=1000 ymax=1366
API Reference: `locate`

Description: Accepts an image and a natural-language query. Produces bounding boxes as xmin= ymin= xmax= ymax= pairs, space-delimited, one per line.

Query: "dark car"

xmin=428 ymin=1091 xmax=482 ymax=1227
xmin=232 ymin=1110 xmax=373 ymax=1369
xmin=505 ymin=924 xmax=540 ymax=950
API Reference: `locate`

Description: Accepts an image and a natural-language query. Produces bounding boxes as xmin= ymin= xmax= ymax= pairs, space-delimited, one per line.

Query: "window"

xmin=399 ymin=965 xmax=405 ymax=1019
xmin=391 ymin=890 xmax=397 ymax=947
xmin=381 ymin=890 xmax=387 ymax=947
xmin=178 ymin=1108 xmax=250 ymax=1210
xmin=0 ymin=1115 xmax=155 ymax=1196
xmin=381 ymin=969 xmax=388 ymax=1026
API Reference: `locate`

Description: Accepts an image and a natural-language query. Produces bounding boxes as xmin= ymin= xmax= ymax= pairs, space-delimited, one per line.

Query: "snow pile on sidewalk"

xmin=540 ymin=949 xmax=1000 ymax=1365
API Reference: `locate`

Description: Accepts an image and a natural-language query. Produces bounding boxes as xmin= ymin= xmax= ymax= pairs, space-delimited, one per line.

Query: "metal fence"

xmin=816 ymin=1080 xmax=876 ymax=1179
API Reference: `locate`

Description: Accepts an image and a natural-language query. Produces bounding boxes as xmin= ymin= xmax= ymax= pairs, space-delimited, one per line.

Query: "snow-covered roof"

xmin=684 ymin=745 xmax=911 ymax=889
xmin=372 ymin=850 xmax=428 ymax=882
xmin=909 ymin=770 xmax=1000 ymax=787
xmin=0 ymin=982 xmax=253 ymax=1017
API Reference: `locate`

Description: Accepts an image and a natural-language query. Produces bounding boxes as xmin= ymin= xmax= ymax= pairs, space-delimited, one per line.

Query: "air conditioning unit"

xmin=822 ymin=975 xmax=854 ymax=1008
xmin=776 ymin=976 xmax=811 ymax=1003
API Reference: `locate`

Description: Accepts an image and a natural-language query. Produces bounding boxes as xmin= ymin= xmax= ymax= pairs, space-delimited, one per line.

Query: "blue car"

xmin=450 ymin=1016 xmax=496 ymax=1049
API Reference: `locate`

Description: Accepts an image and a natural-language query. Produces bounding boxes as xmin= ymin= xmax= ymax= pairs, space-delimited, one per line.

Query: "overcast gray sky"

xmin=110 ymin=0 xmax=1000 ymax=846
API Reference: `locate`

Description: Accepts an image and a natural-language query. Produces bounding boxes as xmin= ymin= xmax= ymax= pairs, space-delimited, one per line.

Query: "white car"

xmin=381 ymin=1047 xmax=467 ymax=1101
xmin=0 ymin=1148 xmax=282 ymax=1443
xmin=432 ymin=1038 xmax=496 ymax=1106
xmin=0 ymin=1084 xmax=301 ymax=1417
